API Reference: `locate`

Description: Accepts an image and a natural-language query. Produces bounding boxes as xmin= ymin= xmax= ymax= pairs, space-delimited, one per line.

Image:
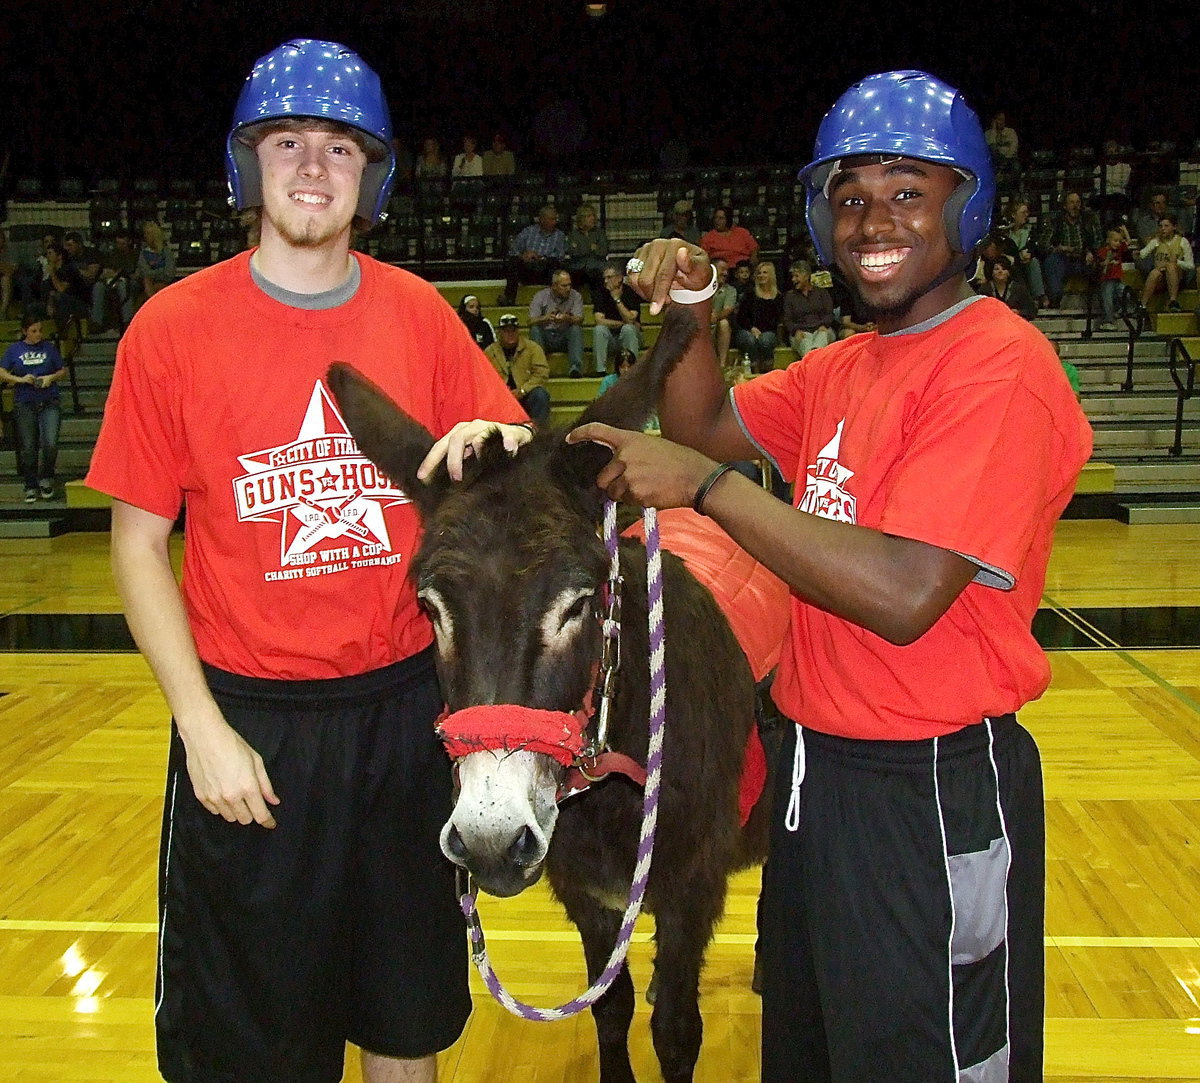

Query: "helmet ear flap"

xmin=806 ymin=193 xmax=835 ymax=267
xmin=941 ymin=176 xmax=976 ymax=254
xmin=227 ymin=137 xmax=261 ymax=211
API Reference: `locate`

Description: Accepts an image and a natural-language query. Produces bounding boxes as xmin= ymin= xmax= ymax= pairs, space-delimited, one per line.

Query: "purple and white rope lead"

xmin=458 ymin=500 xmax=664 ymax=1020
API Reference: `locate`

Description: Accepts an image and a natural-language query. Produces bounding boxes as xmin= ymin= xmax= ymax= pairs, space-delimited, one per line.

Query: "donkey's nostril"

xmin=508 ymin=825 xmax=543 ymax=866
xmin=445 ymin=824 xmax=469 ymax=862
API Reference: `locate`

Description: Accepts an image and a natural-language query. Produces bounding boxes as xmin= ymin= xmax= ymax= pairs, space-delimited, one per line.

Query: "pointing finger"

xmin=566 ymin=421 xmax=626 ymax=448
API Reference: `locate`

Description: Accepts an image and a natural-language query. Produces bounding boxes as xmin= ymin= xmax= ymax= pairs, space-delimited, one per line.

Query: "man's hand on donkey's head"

xmin=566 ymin=422 xmax=718 ymax=509
xmin=418 ymin=420 xmax=534 ymax=483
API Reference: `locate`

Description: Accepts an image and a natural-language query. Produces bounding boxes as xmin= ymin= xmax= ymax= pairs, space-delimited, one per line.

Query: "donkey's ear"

xmin=549 ymin=432 xmax=611 ymax=520
xmin=550 ymin=306 xmax=701 ymax=516
xmin=572 ymin=305 xmax=700 ymax=431
xmin=326 ymin=363 xmax=449 ymax=518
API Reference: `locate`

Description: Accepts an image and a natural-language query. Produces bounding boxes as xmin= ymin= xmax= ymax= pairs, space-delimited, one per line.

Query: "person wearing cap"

xmin=86 ymin=38 xmax=531 ymax=1083
xmin=660 ymin=199 xmax=701 ymax=245
xmin=570 ymin=70 xmax=1092 ymax=1080
xmin=484 ymin=313 xmax=551 ymax=424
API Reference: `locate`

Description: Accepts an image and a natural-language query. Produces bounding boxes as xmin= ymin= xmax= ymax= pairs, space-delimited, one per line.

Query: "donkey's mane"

xmin=414 ymin=431 xmax=607 ymax=591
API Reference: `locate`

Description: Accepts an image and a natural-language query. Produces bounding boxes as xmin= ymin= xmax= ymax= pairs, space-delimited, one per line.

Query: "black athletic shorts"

xmin=155 ymin=648 xmax=471 ymax=1083
xmin=760 ymin=715 xmax=1044 ymax=1082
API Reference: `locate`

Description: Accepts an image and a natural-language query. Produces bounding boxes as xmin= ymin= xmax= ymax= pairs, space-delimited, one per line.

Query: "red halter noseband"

xmin=436 ymin=703 xmax=589 ymax=768
xmin=435 ymin=522 xmax=648 ymax=798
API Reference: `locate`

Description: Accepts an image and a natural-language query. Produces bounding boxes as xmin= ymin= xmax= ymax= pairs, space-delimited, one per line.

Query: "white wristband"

xmin=668 ymin=265 xmax=719 ymax=305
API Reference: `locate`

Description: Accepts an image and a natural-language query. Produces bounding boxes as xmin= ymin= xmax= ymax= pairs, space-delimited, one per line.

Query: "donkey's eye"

xmin=564 ymin=596 xmax=592 ymax=623
xmin=418 ymin=587 xmax=447 ymax=626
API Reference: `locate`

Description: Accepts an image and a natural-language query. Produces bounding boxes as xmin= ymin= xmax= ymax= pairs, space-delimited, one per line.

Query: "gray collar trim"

xmin=880 ymin=294 xmax=984 ymax=337
xmin=249 ymin=255 xmax=361 ymax=310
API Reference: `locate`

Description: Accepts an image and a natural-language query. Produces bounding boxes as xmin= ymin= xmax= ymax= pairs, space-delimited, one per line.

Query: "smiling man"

xmin=570 ymin=70 xmax=1092 ymax=1081
xmin=86 ymin=38 xmax=530 ymax=1083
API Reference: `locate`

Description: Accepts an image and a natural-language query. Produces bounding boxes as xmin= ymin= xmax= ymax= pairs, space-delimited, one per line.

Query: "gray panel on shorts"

xmin=948 ymin=835 xmax=1009 ymax=965
xmin=959 ymin=1041 xmax=1009 ymax=1082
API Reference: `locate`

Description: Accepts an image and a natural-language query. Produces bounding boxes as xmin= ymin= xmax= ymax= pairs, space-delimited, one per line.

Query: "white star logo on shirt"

xmin=232 ymin=381 xmax=408 ymax=566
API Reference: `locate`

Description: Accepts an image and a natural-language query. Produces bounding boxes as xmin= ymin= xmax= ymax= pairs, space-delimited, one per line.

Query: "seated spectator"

xmin=1139 ymin=215 xmax=1194 ymax=312
xmin=1039 ymin=191 xmax=1101 ymax=307
xmin=414 ymin=137 xmax=447 ymax=180
xmin=136 ymin=221 xmax=176 ymax=304
xmin=782 ymin=261 xmax=836 ymax=358
xmin=1132 ymin=190 xmax=1195 ymax=267
xmin=710 ymin=259 xmax=738 ymax=366
xmin=457 ymin=294 xmax=495 ymax=350
xmin=968 ymin=234 xmax=1008 ymax=290
xmin=1000 ymin=199 xmax=1047 ymax=305
xmin=700 ymin=207 xmax=759 ymax=268
xmin=1095 ymin=227 xmax=1131 ymax=328
xmin=566 ymin=203 xmax=609 ymax=300
xmin=730 ymin=259 xmax=753 ymax=301
xmin=830 ymin=267 xmax=875 ymax=339
xmin=985 ymin=110 xmax=1020 ymax=190
xmin=660 ymin=200 xmax=701 ymax=245
xmin=12 ymin=233 xmax=57 ymax=313
xmin=63 ymin=231 xmax=102 ymax=316
xmin=484 ymin=313 xmax=550 ymax=425
xmin=63 ymin=232 xmax=101 ymax=333
xmin=529 ymin=269 xmax=585 ymax=376
xmin=93 ymin=230 xmax=138 ymax=333
xmin=500 ymin=205 xmax=567 ymax=306
xmin=482 ymin=133 xmax=516 ymax=177
xmin=451 ymin=135 xmax=484 ymax=178
xmin=598 ymin=346 xmax=637 ymax=397
xmin=1102 ymin=140 xmax=1132 ymax=200
xmin=1132 ymin=190 xmax=1169 ymax=272
xmin=592 ymin=262 xmax=642 ymax=374
xmin=733 ymin=261 xmax=783 ymax=374
xmin=985 ymin=110 xmax=1019 ymax=159
xmin=0 ymin=315 xmax=65 ymax=502
xmin=981 ymin=256 xmax=1037 ymax=321
xmin=43 ymin=242 xmax=89 ymax=348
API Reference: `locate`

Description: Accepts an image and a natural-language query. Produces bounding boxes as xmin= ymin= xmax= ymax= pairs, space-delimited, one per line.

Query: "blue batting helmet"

xmin=226 ymin=39 xmax=396 ymax=226
xmin=798 ymin=71 xmax=994 ymax=266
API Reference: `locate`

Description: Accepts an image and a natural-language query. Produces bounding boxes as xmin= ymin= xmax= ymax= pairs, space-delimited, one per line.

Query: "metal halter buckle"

xmin=588 ymin=574 xmax=622 ymax=755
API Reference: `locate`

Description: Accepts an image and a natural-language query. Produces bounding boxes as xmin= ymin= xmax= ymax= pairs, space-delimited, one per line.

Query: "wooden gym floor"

xmin=0 ymin=520 xmax=1197 ymax=1081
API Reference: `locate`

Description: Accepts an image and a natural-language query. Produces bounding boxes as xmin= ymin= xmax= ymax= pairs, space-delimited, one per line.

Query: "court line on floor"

xmin=1043 ymin=594 xmax=1200 ymax=717
xmin=2 ymin=919 xmax=1197 ymax=951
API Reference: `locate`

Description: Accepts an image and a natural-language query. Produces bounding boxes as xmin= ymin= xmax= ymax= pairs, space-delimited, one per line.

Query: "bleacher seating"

xmin=5 ymin=146 xmax=1200 ymax=505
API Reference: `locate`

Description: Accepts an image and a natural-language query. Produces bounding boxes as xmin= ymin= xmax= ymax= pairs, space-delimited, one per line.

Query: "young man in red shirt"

xmin=87 ymin=39 xmax=529 ymax=1083
xmin=570 ymin=71 xmax=1092 ymax=1081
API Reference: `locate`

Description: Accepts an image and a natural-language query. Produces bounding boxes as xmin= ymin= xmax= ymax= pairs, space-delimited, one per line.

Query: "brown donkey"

xmin=328 ymin=308 xmax=777 ymax=1082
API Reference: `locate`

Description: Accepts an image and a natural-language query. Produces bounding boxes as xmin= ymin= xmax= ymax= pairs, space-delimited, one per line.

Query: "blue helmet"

xmin=226 ymin=39 xmax=395 ymax=226
xmin=797 ymin=71 xmax=994 ymax=266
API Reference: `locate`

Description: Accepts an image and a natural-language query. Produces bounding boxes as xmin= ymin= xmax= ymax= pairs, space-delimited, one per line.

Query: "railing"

xmin=1167 ymin=337 xmax=1197 ymax=455
xmin=50 ymin=313 xmax=85 ymax=415
xmin=1119 ymin=285 xmax=1146 ymax=393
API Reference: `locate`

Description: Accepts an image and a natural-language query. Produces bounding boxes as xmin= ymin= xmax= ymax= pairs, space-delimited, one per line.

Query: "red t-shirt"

xmin=700 ymin=226 xmax=759 ymax=267
xmin=87 ymin=251 xmax=525 ymax=680
xmin=732 ymin=297 xmax=1093 ymax=740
